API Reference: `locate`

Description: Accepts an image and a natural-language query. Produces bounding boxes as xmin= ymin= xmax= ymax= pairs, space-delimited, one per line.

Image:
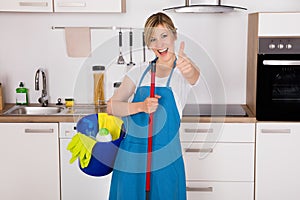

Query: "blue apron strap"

xmin=166 ymin=59 xmax=177 ymax=87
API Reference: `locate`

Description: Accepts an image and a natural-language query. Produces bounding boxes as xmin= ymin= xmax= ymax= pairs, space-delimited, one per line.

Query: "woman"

xmin=107 ymin=12 xmax=200 ymax=200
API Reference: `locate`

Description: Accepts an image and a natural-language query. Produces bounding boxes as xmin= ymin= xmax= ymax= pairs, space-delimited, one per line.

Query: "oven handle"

xmin=263 ymin=60 xmax=300 ymax=66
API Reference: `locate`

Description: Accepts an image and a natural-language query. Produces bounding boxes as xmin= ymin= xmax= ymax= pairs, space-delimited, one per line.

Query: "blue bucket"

xmin=76 ymin=113 xmax=125 ymax=177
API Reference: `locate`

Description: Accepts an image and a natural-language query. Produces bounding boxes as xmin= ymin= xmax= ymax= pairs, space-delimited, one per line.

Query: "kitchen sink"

xmin=4 ymin=105 xmax=66 ymax=115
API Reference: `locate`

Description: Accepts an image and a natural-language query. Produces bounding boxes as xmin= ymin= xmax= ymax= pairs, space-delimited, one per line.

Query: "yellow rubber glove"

xmin=67 ymin=132 xmax=97 ymax=168
xmin=98 ymin=113 xmax=123 ymax=140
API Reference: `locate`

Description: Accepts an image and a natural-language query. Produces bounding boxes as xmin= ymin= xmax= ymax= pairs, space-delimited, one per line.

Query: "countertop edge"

xmin=0 ymin=104 xmax=257 ymax=123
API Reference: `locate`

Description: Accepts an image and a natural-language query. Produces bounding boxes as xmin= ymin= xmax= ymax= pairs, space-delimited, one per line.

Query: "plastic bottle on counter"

xmin=16 ymin=82 xmax=28 ymax=105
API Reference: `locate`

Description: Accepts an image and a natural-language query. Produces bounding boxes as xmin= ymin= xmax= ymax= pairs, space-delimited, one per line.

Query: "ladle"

xmin=127 ymin=29 xmax=135 ymax=67
xmin=117 ymin=30 xmax=125 ymax=64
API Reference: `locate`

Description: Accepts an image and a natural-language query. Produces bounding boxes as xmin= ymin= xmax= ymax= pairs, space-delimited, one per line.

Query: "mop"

xmin=146 ymin=61 xmax=156 ymax=200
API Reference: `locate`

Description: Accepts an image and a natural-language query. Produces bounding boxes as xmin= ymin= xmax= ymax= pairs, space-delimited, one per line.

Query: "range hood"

xmin=163 ymin=0 xmax=247 ymax=13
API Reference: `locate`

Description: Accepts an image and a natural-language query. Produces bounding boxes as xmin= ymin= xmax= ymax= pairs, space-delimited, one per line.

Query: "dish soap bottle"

xmin=16 ymin=82 xmax=28 ymax=105
xmin=96 ymin=128 xmax=112 ymax=142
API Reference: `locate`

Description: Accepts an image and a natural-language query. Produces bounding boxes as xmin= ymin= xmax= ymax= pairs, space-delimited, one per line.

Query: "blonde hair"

xmin=144 ymin=12 xmax=177 ymax=47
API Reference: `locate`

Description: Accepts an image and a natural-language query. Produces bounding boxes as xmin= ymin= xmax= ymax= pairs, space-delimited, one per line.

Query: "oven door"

xmin=257 ymin=54 xmax=300 ymax=121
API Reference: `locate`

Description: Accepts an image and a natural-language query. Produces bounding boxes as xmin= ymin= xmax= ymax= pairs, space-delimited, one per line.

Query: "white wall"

xmin=0 ymin=0 xmax=300 ymax=105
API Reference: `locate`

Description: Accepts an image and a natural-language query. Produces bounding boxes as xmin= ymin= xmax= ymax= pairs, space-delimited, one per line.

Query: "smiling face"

xmin=144 ymin=12 xmax=177 ymax=65
xmin=148 ymin=24 xmax=176 ymax=63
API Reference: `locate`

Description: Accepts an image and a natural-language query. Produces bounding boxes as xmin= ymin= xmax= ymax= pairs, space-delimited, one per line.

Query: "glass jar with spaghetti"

xmin=93 ymin=65 xmax=106 ymax=106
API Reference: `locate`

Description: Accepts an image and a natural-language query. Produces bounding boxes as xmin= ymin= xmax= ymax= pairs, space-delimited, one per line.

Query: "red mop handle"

xmin=146 ymin=62 xmax=156 ymax=196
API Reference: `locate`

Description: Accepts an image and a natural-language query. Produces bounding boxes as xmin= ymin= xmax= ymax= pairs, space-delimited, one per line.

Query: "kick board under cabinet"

xmin=180 ymin=122 xmax=255 ymax=200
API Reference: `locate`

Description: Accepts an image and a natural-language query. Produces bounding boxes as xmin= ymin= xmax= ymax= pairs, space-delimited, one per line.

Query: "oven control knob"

xmin=268 ymin=43 xmax=276 ymax=49
xmin=277 ymin=43 xmax=284 ymax=49
xmin=286 ymin=44 xmax=293 ymax=49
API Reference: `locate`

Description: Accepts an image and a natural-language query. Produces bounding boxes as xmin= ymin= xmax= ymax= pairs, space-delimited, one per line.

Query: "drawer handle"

xmin=57 ymin=2 xmax=87 ymax=7
xmin=186 ymin=186 xmax=213 ymax=192
xmin=19 ymin=2 xmax=48 ymax=7
xmin=25 ymin=128 xmax=54 ymax=133
xmin=185 ymin=148 xmax=213 ymax=153
xmin=261 ymin=129 xmax=291 ymax=134
xmin=184 ymin=128 xmax=213 ymax=133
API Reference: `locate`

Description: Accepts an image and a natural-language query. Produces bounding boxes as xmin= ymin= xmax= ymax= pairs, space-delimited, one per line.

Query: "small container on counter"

xmin=0 ymin=83 xmax=4 ymax=110
xmin=65 ymin=98 xmax=74 ymax=108
xmin=93 ymin=65 xmax=106 ymax=106
xmin=112 ymin=81 xmax=122 ymax=95
xmin=113 ymin=82 xmax=121 ymax=89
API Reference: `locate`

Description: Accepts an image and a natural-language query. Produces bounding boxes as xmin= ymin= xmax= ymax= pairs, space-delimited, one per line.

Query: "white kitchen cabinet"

xmin=256 ymin=122 xmax=300 ymax=200
xmin=250 ymin=12 xmax=300 ymax=37
xmin=258 ymin=12 xmax=300 ymax=36
xmin=53 ymin=0 xmax=126 ymax=13
xmin=0 ymin=123 xmax=60 ymax=200
xmin=0 ymin=0 xmax=125 ymax=12
xmin=0 ymin=0 xmax=53 ymax=12
xmin=180 ymin=123 xmax=255 ymax=200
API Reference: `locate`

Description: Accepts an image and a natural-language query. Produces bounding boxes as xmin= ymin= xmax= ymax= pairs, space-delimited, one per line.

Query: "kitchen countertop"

xmin=0 ymin=103 xmax=256 ymax=123
xmin=182 ymin=104 xmax=256 ymax=123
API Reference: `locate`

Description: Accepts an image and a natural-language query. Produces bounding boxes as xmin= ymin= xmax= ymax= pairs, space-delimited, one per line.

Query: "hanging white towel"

xmin=65 ymin=27 xmax=91 ymax=57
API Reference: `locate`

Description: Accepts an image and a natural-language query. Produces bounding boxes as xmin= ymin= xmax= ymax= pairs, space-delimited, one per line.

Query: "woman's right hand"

xmin=142 ymin=95 xmax=161 ymax=114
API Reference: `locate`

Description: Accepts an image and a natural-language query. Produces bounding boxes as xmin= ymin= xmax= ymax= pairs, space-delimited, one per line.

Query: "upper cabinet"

xmin=0 ymin=0 xmax=126 ymax=13
xmin=249 ymin=12 xmax=300 ymax=37
xmin=0 ymin=0 xmax=53 ymax=12
xmin=54 ymin=0 xmax=126 ymax=13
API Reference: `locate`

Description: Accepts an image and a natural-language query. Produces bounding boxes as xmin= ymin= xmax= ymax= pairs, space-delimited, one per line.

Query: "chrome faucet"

xmin=35 ymin=68 xmax=48 ymax=107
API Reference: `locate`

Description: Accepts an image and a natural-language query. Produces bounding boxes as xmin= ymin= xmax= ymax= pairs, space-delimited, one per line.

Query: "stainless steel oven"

xmin=256 ymin=38 xmax=300 ymax=121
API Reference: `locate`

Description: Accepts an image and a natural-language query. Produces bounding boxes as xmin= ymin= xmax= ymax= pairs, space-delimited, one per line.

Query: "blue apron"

xmin=109 ymin=60 xmax=186 ymax=200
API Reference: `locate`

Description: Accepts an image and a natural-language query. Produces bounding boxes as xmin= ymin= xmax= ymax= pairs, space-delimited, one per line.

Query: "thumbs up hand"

xmin=176 ymin=41 xmax=200 ymax=85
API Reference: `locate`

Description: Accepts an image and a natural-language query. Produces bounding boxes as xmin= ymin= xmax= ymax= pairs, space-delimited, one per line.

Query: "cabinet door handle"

xmin=184 ymin=128 xmax=213 ymax=133
xmin=185 ymin=148 xmax=213 ymax=153
xmin=19 ymin=2 xmax=48 ymax=7
xmin=261 ymin=129 xmax=291 ymax=134
xmin=25 ymin=128 xmax=54 ymax=133
xmin=57 ymin=2 xmax=86 ymax=7
xmin=186 ymin=186 xmax=213 ymax=192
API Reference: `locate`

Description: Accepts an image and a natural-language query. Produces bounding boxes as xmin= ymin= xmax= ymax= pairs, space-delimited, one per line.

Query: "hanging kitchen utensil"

xmin=117 ymin=29 xmax=125 ymax=64
xmin=127 ymin=29 xmax=135 ymax=67
xmin=142 ymin=32 xmax=146 ymax=63
xmin=146 ymin=61 xmax=156 ymax=200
